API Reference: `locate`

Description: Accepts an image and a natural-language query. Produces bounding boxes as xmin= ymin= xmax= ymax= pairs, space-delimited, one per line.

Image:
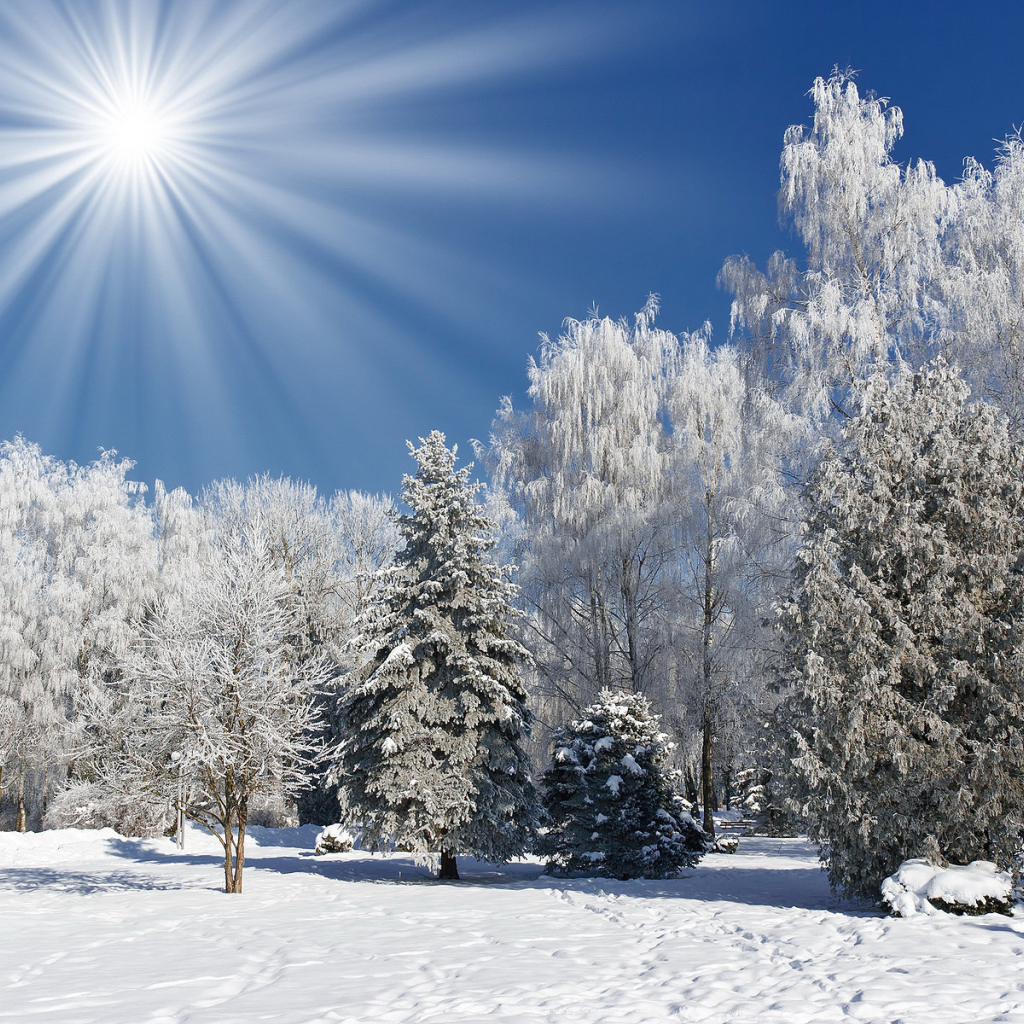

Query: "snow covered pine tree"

xmin=337 ymin=432 xmax=537 ymax=880
xmin=777 ymin=362 xmax=1024 ymax=898
xmin=540 ymin=689 xmax=706 ymax=879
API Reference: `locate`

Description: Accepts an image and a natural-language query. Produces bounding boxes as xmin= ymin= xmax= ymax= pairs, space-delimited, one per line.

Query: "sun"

xmin=101 ymin=100 xmax=169 ymax=166
xmin=0 ymin=0 xmax=579 ymax=492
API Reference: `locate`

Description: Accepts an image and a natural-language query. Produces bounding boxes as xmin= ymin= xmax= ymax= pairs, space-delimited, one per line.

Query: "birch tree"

xmin=720 ymin=70 xmax=946 ymax=425
xmin=668 ymin=335 xmax=795 ymax=834
xmin=0 ymin=438 xmax=157 ymax=830
xmin=487 ymin=297 xmax=679 ymax=714
xmin=721 ymin=69 xmax=1024 ymax=443
xmin=939 ymin=135 xmax=1024 ymax=433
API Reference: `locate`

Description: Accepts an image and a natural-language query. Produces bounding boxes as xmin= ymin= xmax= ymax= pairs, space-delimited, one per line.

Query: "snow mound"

xmin=881 ymin=859 xmax=1015 ymax=917
xmin=712 ymin=835 xmax=739 ymax=854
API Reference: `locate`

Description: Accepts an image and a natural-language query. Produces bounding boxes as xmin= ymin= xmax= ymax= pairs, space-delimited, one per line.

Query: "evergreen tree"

xmin=777 ymin=362 xmax=1024 ymax=898
xmin=337 ymin=431 xmax=537 ymax=879
xmin=540 ymin=689 xmax=706 ymax=879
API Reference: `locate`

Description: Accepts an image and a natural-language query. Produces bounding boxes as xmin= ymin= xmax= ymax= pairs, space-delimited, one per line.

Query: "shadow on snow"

xmin=0 ymin=866 xmax=199 ymax=894
xmin=2 ymin=828 xmax=895 ymax=916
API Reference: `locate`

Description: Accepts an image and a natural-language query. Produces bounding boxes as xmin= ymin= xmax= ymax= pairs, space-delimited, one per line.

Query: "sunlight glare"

xmin=102 ymin=101 xmax=168 ymax=166
xmin=0 ymin=0 xmax=590 ymax=488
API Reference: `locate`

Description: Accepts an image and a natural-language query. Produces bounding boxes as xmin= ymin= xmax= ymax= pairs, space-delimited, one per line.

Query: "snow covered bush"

xmin=336 ymin=432 xmax=538 ymax=880
xmin=539 ymin=690 xmax=706 ymax=879
xmin=881 ymin=860 xmax=1015 ymax=918
xmin=314 ymin=824 xmax=355 ymax=855
xmin=777 ymin=362 xmax=1024 ymax=898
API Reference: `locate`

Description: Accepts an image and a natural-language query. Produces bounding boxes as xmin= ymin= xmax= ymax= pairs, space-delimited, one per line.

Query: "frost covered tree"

xmin=184 ymin=478 xmax=398 ymax=826
xmin=721 ymin=69 xmax=1024 ymax=439
xmin=776 ymin=362 xmax=1024 ymax=897
xmin=939 ymin=133 xmax=1024 ymax=433
xmin=668 ymin=335 xmax=795 ymax=835
xmin=0 ymin=438 xmax=157 ymax=830
xmin=330 ymin=490 xmax=401 ymax=651
xmin=488 ymin=303 xmax=795 ymax=814
xmin=487 ymin=298 xmax=680 ymax=713
xmin=721 ymin=70 xmax=946 ymax=425
xmin=120 ymin=524 xmax=330 ymax=892
xmin=200 ymin=476 xmax=347 ymax=662
xmin=337 ymin=431 xmax=537 ymax=880
xmin=539 ymin=689 xmax=705 ymax=878
xmin=58 ymin=452 xmax=160 ymax=803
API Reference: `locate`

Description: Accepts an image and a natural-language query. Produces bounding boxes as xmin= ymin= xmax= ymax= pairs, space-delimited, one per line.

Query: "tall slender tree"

xmin=669 ymin=335 xmax=795 ymax=835
xmin=337 ymin=432 xmax=537 ymax=879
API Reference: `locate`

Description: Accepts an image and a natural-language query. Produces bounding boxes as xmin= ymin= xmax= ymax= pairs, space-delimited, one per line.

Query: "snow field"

xmin=3 ymin=826 xmax=1024 ymax=1024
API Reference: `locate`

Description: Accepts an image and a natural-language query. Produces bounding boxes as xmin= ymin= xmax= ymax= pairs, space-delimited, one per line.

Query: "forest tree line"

xmin=4 ymin=71 xmax=1024 ymax=897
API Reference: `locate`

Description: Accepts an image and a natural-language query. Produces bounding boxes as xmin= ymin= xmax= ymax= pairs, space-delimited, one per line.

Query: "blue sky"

xmin=1 ymin=0 xmax=1023 ymax=498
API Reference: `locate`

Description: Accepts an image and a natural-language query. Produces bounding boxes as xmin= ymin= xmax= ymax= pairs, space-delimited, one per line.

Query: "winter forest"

xmin=5 ymin=68 xmax=1024 ymax=938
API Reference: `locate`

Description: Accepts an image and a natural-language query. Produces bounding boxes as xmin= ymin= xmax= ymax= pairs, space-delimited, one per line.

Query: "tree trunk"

xmin=230 ymin=799 xmax=248 ymax=894
xmin=701 ymin=708 xmax=715 ymax=838
xmin=589 ymin=590 xmax=608 ymax=691
xmin=220 ymin=804 xmax=248 ymax=894
xmin=701 ymin=504 xmax=717 ymax=840
xmin=15 ymin=772 xmax=26 ymax=833
xmin=438 ymin=850 xmax=459 ymax=880
xmin=622 ymin=556 xmax=642 ymax=693
xmin=223 ymin=820 xmax=235 ymax=893
xmin=684 ymin=764 xmax=700 ymax=807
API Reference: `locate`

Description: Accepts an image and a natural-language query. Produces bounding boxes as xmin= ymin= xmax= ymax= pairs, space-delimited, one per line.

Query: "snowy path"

xmin=2 ymin=827 xmax=1024 ymax=1024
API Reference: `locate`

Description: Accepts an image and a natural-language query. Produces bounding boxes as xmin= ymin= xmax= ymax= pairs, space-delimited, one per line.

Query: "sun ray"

xmin=0 ymin=0 xmax=629 ymax=490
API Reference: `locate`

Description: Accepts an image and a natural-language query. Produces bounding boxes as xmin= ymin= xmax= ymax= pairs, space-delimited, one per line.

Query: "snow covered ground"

xmin=2 ymin=825 xmax=1023 ymax=1024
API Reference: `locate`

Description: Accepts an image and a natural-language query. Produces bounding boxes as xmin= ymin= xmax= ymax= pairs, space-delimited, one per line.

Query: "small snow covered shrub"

xmin=881 ymin=860 xmax=1015 ymax=917
xmin=314 ymin=824 xmax=356 ymax=855
xmin=539 ymin=690 xmax=706 ymax=879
